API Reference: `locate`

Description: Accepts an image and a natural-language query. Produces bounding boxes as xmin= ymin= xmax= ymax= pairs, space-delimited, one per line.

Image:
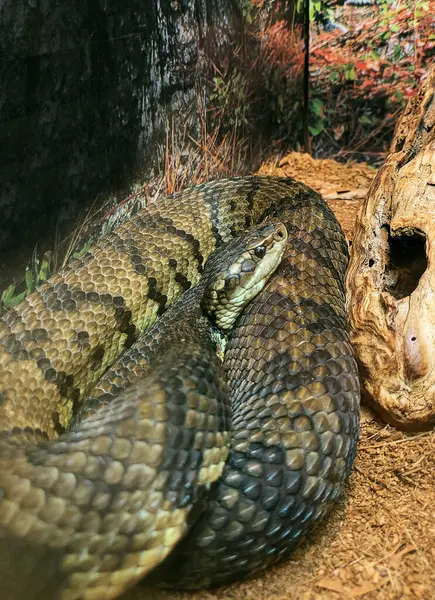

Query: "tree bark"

xmin=346 ymin=67 xmax=435 ymax=429
xmin=0 ymin=0 xmax=241 ymax=254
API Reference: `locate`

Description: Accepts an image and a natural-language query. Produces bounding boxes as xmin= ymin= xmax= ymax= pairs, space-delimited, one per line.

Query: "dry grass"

xmin=163 ymin=95 xmax=249 ymax=196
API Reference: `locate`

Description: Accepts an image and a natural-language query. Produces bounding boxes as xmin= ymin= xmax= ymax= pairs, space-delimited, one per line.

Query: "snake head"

xmin=202 ymin=222 xmax=288 ymax=333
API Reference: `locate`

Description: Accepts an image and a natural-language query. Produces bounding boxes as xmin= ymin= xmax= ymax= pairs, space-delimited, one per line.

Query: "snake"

xmin=0 ymin=176 xmax=360 ymax=599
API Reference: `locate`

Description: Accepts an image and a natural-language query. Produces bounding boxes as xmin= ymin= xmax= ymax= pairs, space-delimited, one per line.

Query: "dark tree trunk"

xmin=0 ymin=0 xmax=241 ymax=254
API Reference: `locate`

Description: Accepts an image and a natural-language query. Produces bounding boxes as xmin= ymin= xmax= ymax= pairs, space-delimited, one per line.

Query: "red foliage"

xmin=257 ymin=20 xmax=304 ymax=79
xmin=310 ymin=2 xmax=435 ymax=101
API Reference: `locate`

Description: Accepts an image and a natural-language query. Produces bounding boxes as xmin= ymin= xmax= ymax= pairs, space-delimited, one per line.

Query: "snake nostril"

xmin=275 ymin=226 xmax=286 ymax=240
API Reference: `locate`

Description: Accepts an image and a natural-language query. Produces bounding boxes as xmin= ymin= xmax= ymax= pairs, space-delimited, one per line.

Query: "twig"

xmin=358 ymin=431 xmax=434 ymax=451
xmin=354 ymin=465 xmax=389 ymax=490
xmin=347 ymin=109 xmax=402 ymax=153
xmin=61 ymin=199 xmax=98 ymax=268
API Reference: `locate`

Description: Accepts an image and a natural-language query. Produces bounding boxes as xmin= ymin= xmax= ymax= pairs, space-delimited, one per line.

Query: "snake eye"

xmin=254 ymin=246 xmax=266 ymax=258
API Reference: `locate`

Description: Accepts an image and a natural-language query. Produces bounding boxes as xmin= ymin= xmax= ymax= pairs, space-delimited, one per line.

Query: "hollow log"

xmin=346 ymin=67 xmax=435 ymax=430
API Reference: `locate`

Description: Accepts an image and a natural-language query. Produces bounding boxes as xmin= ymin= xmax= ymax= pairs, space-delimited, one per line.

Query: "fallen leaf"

xmin=350 ymin=581 xmax=380 ymax=597
xmin=388 ymin=543 xmax=417 ymax=569
xmin=316 ymin=577 xmax=346 ymax=593
xmin=333 ymin=125 xmax=345 ymax=140
xmin=323 ymin=188 xmax=368 ymax=200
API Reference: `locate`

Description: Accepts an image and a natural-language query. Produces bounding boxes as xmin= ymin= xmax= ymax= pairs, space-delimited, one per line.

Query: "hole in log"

xmin=383 ymin=225 xmax=427 ymax=300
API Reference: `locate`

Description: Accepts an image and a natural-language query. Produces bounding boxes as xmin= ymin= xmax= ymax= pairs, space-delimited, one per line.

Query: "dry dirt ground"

xmin=124 ymin=154 xmax=435 ymax=600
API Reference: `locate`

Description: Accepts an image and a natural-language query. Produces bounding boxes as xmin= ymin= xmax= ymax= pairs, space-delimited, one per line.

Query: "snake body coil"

xmin=0 ymin=176 xmax=360 ymax=599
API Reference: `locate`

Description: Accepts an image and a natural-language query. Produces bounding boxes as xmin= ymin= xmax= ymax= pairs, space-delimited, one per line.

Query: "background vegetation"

xmin=212 ymin=0 xmax=433 ymax=158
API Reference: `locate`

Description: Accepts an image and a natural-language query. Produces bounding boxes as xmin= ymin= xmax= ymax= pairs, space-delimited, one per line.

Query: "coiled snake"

xmin=0 ymin=176 xmax=360 ymax=599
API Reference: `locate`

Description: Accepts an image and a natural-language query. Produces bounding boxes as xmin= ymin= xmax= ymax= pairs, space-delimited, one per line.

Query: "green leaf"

xmin=7 ymin=292 xmax=27 ymax=308
xmin=1 ymin=284 xmax=16 ymax=304
xmin=310 ymin=1 xmax=322 ymax=19
xmin=311 ymin=97 xmax=325 ymax=117
xmin=70 ymin=240 xmax=93 ymax=262
xmin=1 ymin=287 xmax=27 ymax=309
xmin=38 ymin=251 xmax=52 ymax=283
xmin=393 ymin=45 xmax=402 ymax=60
xmin=309 ymin=122 xmax=324 ymax=136
xmin=359 ymin=115 xmax=374 ymax=125
xmin=25 ymin=268 xmax=35 ymax=293
xmin=243 ymin=4 xmax=254 ymax=25
xmin=344 ymin=63 xmax=356 ymax=81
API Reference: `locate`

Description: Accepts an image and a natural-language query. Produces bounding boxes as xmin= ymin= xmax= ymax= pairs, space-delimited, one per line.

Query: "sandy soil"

xmin=257 ymin=152 xmax=376 ymax=245
xmin=124 ymin=154 xmax=434 ymax=600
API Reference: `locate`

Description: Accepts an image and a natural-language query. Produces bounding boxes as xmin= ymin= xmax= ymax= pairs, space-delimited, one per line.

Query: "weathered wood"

xmin=346 ymin=67 xmax=435 ymax=429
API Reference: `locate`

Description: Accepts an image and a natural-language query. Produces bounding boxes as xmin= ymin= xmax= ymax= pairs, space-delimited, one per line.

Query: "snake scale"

xmin=0 ymin=176 xmax=360 ymax=599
